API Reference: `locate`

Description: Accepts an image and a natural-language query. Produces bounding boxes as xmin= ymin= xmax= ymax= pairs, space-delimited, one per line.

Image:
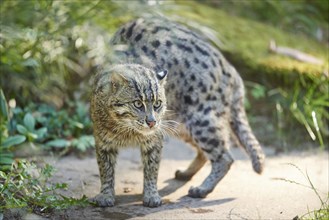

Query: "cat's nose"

xmin=146 ymin=119 xmax=156 ymax=128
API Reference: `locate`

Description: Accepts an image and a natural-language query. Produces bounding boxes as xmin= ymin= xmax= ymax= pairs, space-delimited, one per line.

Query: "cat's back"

xmin=112 ymin=17 xmax=240 ymax=116
xmin=112 ymin=17 xmax=224 ymax=74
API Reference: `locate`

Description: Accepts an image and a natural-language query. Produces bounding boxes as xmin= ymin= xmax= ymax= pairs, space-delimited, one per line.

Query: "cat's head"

xmin=94 ymin=64 xmax=167 ymax=136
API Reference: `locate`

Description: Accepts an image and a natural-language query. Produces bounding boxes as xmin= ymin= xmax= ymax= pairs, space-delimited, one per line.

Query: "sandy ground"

xmin=24 ymin=138 xmax=328 ymax=220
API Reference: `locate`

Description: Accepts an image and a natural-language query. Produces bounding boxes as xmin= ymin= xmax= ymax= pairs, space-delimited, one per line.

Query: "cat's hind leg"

xmin=187 ymin=113 xmax=233 ymax=198
xmin=175 ymin=141 xmax=207 ymax=180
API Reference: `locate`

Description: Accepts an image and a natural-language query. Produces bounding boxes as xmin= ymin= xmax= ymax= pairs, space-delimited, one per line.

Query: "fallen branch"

xmin=269 ymin=40 xmax=324 ymax=65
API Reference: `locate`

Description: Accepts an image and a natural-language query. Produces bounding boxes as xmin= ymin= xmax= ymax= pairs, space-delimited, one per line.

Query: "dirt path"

xmin=34 ymin=138 xmax=328 ymax=219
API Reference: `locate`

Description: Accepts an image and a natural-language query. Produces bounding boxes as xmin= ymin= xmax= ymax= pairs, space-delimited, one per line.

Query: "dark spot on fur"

xmin=191 ymin=74 xmax=196 ymax=81
xmin=195 ymin=44 xmax=210 ymax=56
xmin=142 ymin=46 xmax=148 ymax=53
xmin=119 ymin=28 xmax=126 ymax=35
xmin=200 ymin=137 xmax=208 ymax=143
xmin=195 ymin=130 xmax=202 ymax=136
xmin=177 ymin=43 xmax=193 ymax=53
xmin=197 ymin=104 xmax=204 ymax=111
xmin=152 ymin=40 xmax=160 ymax=48
xmin=208 ymin=127 xmax=216 ymax=133
xmin=184 ymin=95 xmax=193 ymax=105
xmin=151 ymin=50 xmax=156 ymax=58
xmin=220 ymin=94 xmax=226 ymax=103
xmin=126 ymin=22 xmax=136 ymax=39
xmin=200 ymin=120 xmax=209 ymax=127
xmin=208 ymin=139 xmax=219 ymax=147
xmin=152 ymin=26 xmax=170 ymax=34
xmin=173 ymin=58 xmax=179 ymax=65
xmin=166 ymin=40 xmax=172 ymax=47
xmin=184 ymin=59 xmax=190 ymax=68
xmin=216 ymin=112 xmax=225 ymax=118
xmin=135 ymin=33 xmax=142 ymax=42
xmin=194 ymin=57 xmax=199 ymax=64
xmin=210 ymin=72 xmax=216 ymax=82
xmin=203 ymin=106 xmax=211 ymax=115
xmin=223 ymin=70 xmax=231 ymax=78
xmin=219 ymin=59 xmax=223 ymax=67
xmin=211 ymin=59 xmax=217 ymax=67
xmin=188 ymin=86 xmax=194 ymax=92
xmin=170 ymin=83 xmax=175 ymax=90
xmin=201 ymin=147 xmax=212 ymax=154
xmin=202 ymin=62 xmax=208 ymax=69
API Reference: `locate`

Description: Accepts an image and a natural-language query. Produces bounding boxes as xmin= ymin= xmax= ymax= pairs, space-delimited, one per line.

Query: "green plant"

xmin=274 ymin=76 xmax=329 ymax=149
xmin=7 ymin=101 xmax=94 ymax=154
xmin=0 ymin=89 xmax=26 ymax=171
xmin=16 ymin=113 xmax=47 ymax=143
xmin=274 ymin=163 xmax=329 ymax=220
xmin=0 ymin=160 xmax=90 ymax=215
xmin=244 ymin=81 xmax=267 ymax=110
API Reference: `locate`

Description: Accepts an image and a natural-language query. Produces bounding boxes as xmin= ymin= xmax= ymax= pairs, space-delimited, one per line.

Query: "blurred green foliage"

xmin=0 ymin=88 xmax=94 ymax=171
xmin=9 ymin=101 xmax=94 ymax=154
xmin=1 ymin=0 xmax=116 ymax=106
xmin=202 ymin=0 xmax=328 ymax=43
xmin=0 ymin=89 xmax=26 ymax=170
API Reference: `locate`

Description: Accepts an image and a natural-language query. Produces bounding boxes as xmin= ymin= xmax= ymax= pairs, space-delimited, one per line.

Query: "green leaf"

xmin=1 ymin=135 xmax=26 ymax=148
xmin=17 ymin=124 xmax=28 ymax=135
xmin=0 ymin=89 xmax=9 ymax=121
xmin=46 ymin=139 xmax=70 ymax=148
xmin=73 ymin=121 xmax=84 ymax=129
xmin=0 ymin=157 xmax=14 ymax=165
xmin=36 ymin=127 xmax=47 ymax=139
xmin=23 ymin=113 xmax=35 ymax=131
xmin=21 ymin=58 xmax=39 ymax=67
xmin=27 ymin=132 xmax=38 ymax=140
xmin=0 ymin=153 xmax=14 ymax=158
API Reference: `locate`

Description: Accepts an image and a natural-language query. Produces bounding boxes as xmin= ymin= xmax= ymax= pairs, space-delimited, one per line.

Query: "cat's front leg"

xmin=141 ymin=142 xmax=163 ymax=208
xmin=92 ymin=144 xmax=118 ymax=207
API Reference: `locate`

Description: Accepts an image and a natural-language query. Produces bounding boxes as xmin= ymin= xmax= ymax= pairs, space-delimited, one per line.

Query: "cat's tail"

xmin=230 ymin=76 xmax=265 ymax=174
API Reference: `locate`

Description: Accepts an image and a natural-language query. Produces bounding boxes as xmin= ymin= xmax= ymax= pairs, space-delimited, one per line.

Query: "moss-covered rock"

xmin=168 ymin=1 xmax=328 ymax=86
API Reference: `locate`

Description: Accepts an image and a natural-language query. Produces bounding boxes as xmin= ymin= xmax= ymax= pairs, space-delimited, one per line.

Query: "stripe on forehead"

xmin=145 ymin=69 xmax=158 ymax=102
xmin=132 ymin=78 xmax=144 ymax=100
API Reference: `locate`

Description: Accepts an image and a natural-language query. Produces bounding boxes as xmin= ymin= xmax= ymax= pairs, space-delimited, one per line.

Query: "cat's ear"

xmin=156 ymin=70 xmax=168 ymax=85
xmin=110 ymin=72 xmax=129 ymax=93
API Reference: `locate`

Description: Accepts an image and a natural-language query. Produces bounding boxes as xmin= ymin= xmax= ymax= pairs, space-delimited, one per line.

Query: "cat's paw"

xmin=175 ymin=169 xmax=193 ymax=181
xmin=89 ymin=193 xmax=115 ymax=207
xmin=188 ymin=186 xmax=210 ymax=198
xmin=143 ymin=194 xmax=162 ymax=208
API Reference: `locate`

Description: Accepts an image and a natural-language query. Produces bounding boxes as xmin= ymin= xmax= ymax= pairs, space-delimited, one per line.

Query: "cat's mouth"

xmin=135 ymin=124 xmax=159 ymax=136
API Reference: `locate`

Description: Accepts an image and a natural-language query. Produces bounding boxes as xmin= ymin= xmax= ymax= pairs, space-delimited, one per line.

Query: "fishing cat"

xmin=90 ymin=17 xmax=265 ymax=207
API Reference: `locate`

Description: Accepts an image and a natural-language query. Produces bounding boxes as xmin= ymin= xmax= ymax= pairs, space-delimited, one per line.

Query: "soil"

xmin=18 ymin=138 xmax=329 ymax=220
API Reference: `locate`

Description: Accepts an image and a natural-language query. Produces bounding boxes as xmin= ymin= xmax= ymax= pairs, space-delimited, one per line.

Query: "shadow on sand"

xmin=54 ymin=177 xmax=235 ymax=220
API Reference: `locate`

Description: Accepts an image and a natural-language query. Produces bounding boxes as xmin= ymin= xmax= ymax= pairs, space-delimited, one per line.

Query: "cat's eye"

xmin=154 ymin=100 xmax=162 ymax=109
xmin=133 ymin=100 xmax=143 ymax=109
